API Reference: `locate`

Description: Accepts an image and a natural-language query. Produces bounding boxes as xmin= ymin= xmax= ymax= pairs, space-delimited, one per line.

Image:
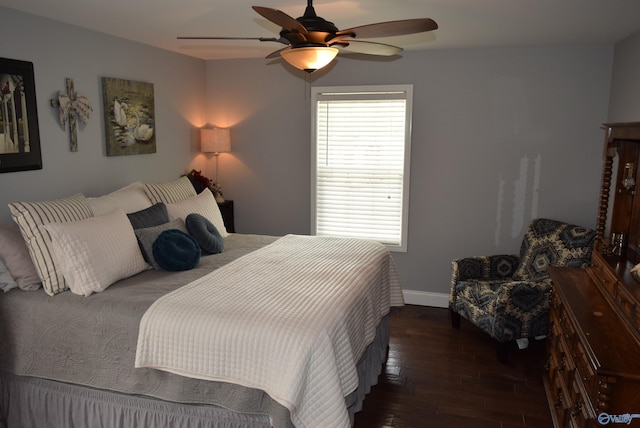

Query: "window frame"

xmin=310 ymin=84 xmax=413 ymax=252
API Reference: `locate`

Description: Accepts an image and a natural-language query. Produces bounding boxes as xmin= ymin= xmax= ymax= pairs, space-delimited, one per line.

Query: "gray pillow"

xmin=0 ymin=258 xmax=18 ymax=292
xmin=127 ymin=203 xmax=169 ymax=230
xmin=134 ymin=219 xmax=188 ymax=269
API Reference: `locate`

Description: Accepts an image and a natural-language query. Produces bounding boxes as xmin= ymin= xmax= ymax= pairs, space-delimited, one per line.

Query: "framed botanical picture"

xmin=102 ymin=77 xmax=156 ymax=156
xmin=0 ymin=58 xmax=42 ymax=173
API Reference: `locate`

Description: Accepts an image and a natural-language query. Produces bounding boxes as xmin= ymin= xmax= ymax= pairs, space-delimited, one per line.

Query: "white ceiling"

xmin=2 ymin=0 xmax=640 ymax=60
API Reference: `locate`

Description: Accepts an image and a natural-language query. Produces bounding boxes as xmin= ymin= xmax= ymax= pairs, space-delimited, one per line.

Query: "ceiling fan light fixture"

xmin=280 ymin=46 xmax=339 ymax=73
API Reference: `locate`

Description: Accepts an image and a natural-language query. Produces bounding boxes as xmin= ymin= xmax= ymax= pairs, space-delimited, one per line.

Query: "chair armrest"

xmin=449 ymin=255 xmax=520 ymax=307
xmin=499 ymin=279 xmax=553 ymax=339
xmin=451 ymin=254 xmax=520 ymax=282
xmin=503 ymin=278 xmax=552 ymax=299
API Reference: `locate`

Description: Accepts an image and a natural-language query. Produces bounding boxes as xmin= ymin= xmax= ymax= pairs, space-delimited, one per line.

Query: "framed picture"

xmin=0 ymin=58 xmax=42 ymax=173
xmin=102 ymin=77 xmax=156 ymax=156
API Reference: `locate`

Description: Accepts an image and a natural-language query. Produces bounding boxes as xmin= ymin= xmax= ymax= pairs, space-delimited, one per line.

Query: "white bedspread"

xmin=135 ymin=234 xmax=403 ymax=428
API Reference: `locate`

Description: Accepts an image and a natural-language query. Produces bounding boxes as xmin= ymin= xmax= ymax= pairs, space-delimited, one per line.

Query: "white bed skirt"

xmin=0 ymin=316 xmax=389 ymax=428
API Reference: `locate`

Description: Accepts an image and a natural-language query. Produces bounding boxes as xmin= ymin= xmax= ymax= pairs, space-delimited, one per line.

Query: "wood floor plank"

xmin=353 ymin=305 xmax=552 ymax=427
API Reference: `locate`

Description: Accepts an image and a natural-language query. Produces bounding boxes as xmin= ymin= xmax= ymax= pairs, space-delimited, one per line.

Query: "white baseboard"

xmin=402 ymin=289 xmax=449 ymax=308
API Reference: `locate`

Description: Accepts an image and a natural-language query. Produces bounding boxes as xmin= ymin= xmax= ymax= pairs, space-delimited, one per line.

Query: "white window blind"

xmin=311 ymin=85 xmax=412 ymax=251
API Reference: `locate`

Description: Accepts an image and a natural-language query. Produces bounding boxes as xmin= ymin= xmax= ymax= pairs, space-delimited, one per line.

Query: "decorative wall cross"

xmin=50 ymin=78 xmax=93 ymax=152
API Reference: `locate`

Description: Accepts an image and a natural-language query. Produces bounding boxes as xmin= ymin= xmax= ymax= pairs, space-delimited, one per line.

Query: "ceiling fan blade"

xmin=177 ymin=36 xmax=289 ymax=45
xmin=336 ymin=40 xmax=402 ymax=56
xmin=252 ymin=6 xmax=308 ymax=36
xmin=337 ymin=18 xmax=437 ymax=39
xmin=266 ymin=46 xmax=291 ymax=59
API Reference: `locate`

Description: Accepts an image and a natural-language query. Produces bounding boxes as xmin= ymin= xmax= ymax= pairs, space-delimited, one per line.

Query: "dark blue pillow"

xmin=152 ymin=229 xmax=200 ymax=271
xmin=185 ymin=213 xmax=224 ymax=254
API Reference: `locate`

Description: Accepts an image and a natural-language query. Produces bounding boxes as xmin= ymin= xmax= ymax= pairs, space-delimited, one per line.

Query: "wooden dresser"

xmin=544 ymin=122 xmax=640 ymax=427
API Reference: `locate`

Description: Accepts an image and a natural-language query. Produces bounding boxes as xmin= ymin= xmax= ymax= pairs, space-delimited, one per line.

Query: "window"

xmin=311 ymin=85 xmax=412 ymax=252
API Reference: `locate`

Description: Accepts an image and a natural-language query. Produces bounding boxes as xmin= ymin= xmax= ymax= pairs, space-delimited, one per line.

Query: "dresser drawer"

xmin=589 ymin=253 xmax=618 ymax=297
xmin=552 ymin=364 xmax=572 ymax=421
xmin=548 ymin=346 xmax=572 ymax=407
xmin=614 ymin=284 xmax=637 ymax=325
xmin=548 ymin=307 xmax=562 ymax=348
xmin=572 ymin=339 xmax=597 ymax=405
xmin=558 ymin=336 xmax=575 ymax=390
xmin=595 ymin=378 xmax=614 ymax=414
xmin=568 ymin=377 xmax=596 ymax=428
xmin=633 ymin=307 xmax=640 ymax=336
xmin=555 ymin=304 xmax=576 ymax=347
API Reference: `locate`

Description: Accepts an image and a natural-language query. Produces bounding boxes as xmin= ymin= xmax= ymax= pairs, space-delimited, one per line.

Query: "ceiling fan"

xmin=178 ymin=0 xmax=438 ymax=73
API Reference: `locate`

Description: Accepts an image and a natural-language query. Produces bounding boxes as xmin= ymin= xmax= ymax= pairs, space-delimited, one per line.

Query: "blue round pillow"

xmin=152 ymin=229 xmax=201 ymax=271
xmin=185 ymin=213 xmax=224 ymax=255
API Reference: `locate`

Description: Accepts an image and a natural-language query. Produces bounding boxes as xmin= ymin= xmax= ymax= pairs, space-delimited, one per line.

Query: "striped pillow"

xmin=143 ymin=176 xmax=196 ymax=204
xmin=8 ymin=193 xmax=93 ymax=296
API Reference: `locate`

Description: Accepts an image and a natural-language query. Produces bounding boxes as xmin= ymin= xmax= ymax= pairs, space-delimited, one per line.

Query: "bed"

xmin=0 ymin=178 xmax=404 ymax=428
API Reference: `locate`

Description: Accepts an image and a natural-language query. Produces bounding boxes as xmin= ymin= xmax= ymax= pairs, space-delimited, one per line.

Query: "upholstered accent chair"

xmin=449 ymin=218 xmax=596 ymax=361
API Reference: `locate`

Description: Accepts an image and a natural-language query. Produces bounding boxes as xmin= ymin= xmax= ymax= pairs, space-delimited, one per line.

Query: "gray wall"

xmin=0 ymin=5 xmax=621 ymax=304
xmin=206 ymin=45 xmax=613 ymax=303
xmin=0 ymin=7 xmax=206 ymax=224
xmin=608 ymin=29 xmax=640 ymax=121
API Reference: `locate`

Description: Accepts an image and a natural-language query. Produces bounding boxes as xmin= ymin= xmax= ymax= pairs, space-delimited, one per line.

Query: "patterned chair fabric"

xmin=449 ymin=218 xmax=596 ymax=343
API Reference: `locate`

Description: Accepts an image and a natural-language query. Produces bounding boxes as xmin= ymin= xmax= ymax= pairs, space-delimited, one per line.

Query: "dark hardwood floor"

xmin=353 ymin=305 xmax=553 ymax=428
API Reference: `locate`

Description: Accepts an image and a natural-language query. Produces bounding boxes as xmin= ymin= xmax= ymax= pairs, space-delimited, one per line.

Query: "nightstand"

xmin=217 ymin=200 xmax=235 ymax=233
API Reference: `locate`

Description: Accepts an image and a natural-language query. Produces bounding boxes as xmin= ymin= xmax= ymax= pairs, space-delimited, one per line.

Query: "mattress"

xmin=0 ymin=233 xmax=400 ymax=427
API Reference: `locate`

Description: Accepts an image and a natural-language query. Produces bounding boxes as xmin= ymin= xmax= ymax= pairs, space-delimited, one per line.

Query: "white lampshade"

xmin=201 ymin=127 xmax=231 ymax=153
xmin=280 ymin=47 xmax=339 ymax=73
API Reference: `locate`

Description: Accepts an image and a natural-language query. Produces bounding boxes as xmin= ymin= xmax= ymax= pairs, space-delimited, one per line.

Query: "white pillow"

xmin=88 ymin=182 xmax=152 ymax=216
xmin=9 ymin=193 xmax=93 ymax=296
xmin=44 ymin=209 xmax=147 ymax=297
xmin=166 ymin=188 xmax=229 ymax=238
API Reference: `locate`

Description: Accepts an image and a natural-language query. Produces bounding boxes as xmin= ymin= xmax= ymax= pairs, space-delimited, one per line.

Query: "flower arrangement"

xmin=184 ymin=169 xmax=222 ymax=197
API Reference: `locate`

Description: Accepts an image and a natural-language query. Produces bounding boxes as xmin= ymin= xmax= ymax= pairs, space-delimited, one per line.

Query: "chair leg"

xmin=450 ymin=309 xmax=461 ymax=328
xmin=497 ymin=342 xmax=509 ymax=364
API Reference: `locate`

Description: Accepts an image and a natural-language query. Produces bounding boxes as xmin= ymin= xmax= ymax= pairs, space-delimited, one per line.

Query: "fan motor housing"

xmin=282 ymin=14 xmax=339 ymax=47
